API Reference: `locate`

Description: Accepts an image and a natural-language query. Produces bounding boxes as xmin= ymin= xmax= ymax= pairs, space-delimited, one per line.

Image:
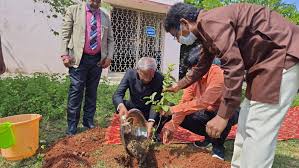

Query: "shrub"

xmin=0 ymin=74 xmax=117 ymax=126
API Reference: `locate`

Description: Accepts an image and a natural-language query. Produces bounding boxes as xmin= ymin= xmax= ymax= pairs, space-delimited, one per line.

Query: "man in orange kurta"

xmin=163 ymin=64 xmax=238 ymax=160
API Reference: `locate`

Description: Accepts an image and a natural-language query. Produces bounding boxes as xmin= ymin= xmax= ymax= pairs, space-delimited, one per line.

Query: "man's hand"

xmin=146 ymin=121 xmax=155 ymax=139
xmin=160 ymin=110 xmax=172 ymax=116
xmin=99 ymin=58 xmax=112 ymax=69
xmin=163 ymin=129 xmax=172 ymax=144
xmin=164 ymin=83 xmax=180 ymax=93
xmin=206 ymin=115 xmax=229 ymax=138
xmin=61 ymin=55 xmax=73 ymax=68
xmin=118 ymin=103 xmax=128 ymax=119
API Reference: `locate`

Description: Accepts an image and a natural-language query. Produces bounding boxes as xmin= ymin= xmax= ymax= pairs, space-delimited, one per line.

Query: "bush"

xmin=0 ymin=73 xmax=298 ymax=127
xmin=0 ymin=74 xmax=117 ymax=126
xmin=0 ymin=74 xmax=68 ymax=120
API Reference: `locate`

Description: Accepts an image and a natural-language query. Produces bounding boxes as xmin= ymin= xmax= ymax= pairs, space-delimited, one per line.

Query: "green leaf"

xmin=151 ymin=92 xmax=157 ymax=101
xmin=143 ymin=96 xmax=150 ymax=100
xmin=162 ymin=105 xmax=170 ymax=112
xmin=153 ymin=106 xmax=162 ymax=112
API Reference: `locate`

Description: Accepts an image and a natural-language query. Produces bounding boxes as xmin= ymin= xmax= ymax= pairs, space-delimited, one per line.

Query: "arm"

xmin=60 ymin=6 xmax=74 ymax=56
xmin=201 ymin=19 xmax=245 ymax=119
xmin=112 ymin=70 xmax=130 ymax=111
xmin=106 ymin=14 xmax=115 ymax=60
xmin=179 ymin=84 xmax=196 ymax=104
xmin=165 ymin=66 xmax=224 ymax=132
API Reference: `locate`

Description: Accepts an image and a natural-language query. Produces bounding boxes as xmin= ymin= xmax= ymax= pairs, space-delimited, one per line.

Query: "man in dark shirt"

xmin=112 ymin=57 xmax=165 ymax=139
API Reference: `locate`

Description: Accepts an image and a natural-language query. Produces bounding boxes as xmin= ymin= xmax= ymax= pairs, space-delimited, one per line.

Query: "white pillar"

xmin=162 ymin=33 xmax=181 ymax=80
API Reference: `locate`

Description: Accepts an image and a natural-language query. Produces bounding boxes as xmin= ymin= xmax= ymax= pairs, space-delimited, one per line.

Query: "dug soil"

xmin=43 ymin=128 xmax=230 ymax=168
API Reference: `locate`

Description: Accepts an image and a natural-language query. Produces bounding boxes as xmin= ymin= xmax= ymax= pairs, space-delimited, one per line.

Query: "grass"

xmin=0 ymin=74 xmax=116 ymax=167
xmin=224 ymin=140 xmax=299 ymax=168
xmin=0 ymin=74 xmax=298 ymax=167
xmin=93 ymin=160 xmax=107 ymax=168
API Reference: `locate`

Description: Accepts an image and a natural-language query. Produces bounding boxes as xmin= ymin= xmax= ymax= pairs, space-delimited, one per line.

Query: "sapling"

xmin=144 ymin=64 xmax=178 ymax=140
xmin=144 ymin=64 xmax=177 ymax=113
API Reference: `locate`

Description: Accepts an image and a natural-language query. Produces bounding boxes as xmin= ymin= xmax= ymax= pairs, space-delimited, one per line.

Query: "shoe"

xmin=66 ymin=122 xmax=78 ymax=135
xmin=83 ymin=121 xmax=95 ymax=129
xmin=212 ymin=146 xmax=225 ymax=160
xmin=66 ymin=131 xmax=75 ymax=136
xmin=193 ymin=139 xmax=212 ymax=149
xmin=66 ymin=128 xmax=76 ymax=136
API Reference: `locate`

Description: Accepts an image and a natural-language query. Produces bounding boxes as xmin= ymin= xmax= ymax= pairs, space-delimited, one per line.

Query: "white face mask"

xmin=178 ymin=25 xmax=197 ymax=45
xmin=179 ymin=33 xmax=197 ymax=45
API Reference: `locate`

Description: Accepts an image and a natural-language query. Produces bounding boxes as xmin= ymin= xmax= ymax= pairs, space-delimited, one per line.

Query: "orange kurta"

xmin=165 ymin=65 xmax=224 ymax=131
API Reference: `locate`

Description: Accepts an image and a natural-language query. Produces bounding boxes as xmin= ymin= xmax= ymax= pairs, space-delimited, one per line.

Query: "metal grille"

xmin=110 ymin=7 xmax=165 ymax=72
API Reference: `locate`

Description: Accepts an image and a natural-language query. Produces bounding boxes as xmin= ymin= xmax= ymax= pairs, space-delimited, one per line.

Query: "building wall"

xmin=163 ymin=33 xmax=181 ymax=80
xmin=0 ymin=0 xmax=66 ymax=74
xmin=0 ymin=0 xmax=182 ymax=79
xmin=149 ymin=0 xmax=182 ymax=5
xmin=155 ymin=0 xmax=183 ymax=80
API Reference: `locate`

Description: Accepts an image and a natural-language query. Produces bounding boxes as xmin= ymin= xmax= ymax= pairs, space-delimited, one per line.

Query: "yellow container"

xmin=0 ymin=114 xmax=42 ymax=161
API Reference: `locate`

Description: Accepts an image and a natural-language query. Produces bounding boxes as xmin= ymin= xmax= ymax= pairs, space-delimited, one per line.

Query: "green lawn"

xmin=0 ymin=74 xmax=298 ymax=167
xmin=224 ymin=140 xmax=299 ymax=168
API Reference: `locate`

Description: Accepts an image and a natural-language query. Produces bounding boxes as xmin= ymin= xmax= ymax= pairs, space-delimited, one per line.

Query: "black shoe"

xmin=212 ymin=146 xmax=225 ymax=160
xmin=66 ymin=131 xmax=76 ymax=136
xmin=83 ymin=121 xmax=95 ymax=129
xmin=193 ymin=139 xmax=212 ymax=149
xmin=66 ymin=123 xmax=77 ymax=135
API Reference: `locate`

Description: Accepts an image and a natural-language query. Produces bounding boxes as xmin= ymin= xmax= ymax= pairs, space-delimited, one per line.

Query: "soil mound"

xmin=43 ymin=128 xmax=230 ymax=168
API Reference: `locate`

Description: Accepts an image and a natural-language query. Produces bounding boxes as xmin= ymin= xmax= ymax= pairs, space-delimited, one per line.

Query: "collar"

xmin=86 ymin=3 xmax=100 ymax=14
xmin=202 ymin=73 xmax=208 ymax=79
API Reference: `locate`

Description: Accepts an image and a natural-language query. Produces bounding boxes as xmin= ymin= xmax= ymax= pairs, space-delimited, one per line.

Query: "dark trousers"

xmin=180 ymin=110 xmax=239 ymax=148
xmin=67 ymin=54 xmax=102 ymax=134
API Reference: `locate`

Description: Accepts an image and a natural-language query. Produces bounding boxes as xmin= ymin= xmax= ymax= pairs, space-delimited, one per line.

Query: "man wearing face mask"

xmin=61 ymin=0 xmax=114 ymax=135
xmin=112 ymin=57 xmax=167 ymax=140
xmin=164 ymin=3 xmax=299 ymax=168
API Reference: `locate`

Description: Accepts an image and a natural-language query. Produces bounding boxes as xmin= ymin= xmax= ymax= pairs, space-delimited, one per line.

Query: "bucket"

xmin=0 ymin=122 xmax=15 ymax=149
xmin=0 ymin=114 xmax=42 ymax=160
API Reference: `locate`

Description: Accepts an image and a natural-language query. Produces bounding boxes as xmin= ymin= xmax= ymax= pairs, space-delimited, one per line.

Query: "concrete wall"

xmin=149 ymin=0 xmax=182 ymax=5
xmin=163 ymin=32 xmax=181 ymax=80
xmin=155 ymin=0 xmax=183 ymax=80
xmin=103 ymin=0 xmax=182 ymax=13
xmin=0 ymin=0 xmax=66 ymax=74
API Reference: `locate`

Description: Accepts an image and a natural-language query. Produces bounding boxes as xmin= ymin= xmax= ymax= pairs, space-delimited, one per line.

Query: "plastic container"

xmin=0 ymin=114 xmax=42 ymax=160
